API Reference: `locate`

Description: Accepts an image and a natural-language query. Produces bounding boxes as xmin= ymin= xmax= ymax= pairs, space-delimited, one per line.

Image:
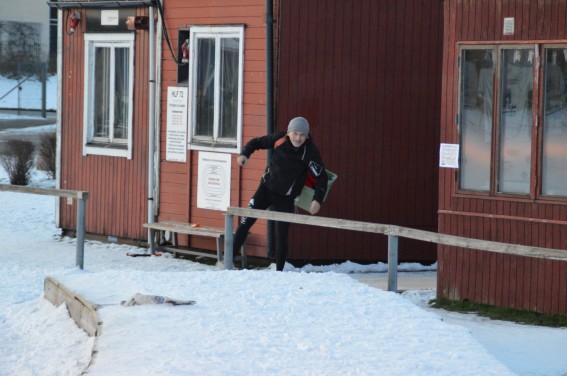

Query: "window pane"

xmin=94 ymin=47 xmax=111 ymax=138
xmin=542 ymin=48 xmax=567 ymax=196
xmin=459 ymin=49 xmax=493 ymax=191
xmin=219 ymin=37 xmax=239 ymax=139
xmin=114 ymin=47 xmax=129 ymax=141
xmin=195 ymin=38 xmax=215 ymax=137
xmin=498 ymin=49 xmax=533 ymax=194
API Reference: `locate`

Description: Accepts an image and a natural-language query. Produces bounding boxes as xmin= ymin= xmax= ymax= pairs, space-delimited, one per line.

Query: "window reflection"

xmin=93 ymin=45 xmax=129 ymax=143
xmin=94 ymin=47 xmax=111 ymax=138
xmin=196 ymin=38 xmax=215 ymax=138
xmin=542 ymin=48 xmax=567 ymax=196
xmin=498 ymin=49 xmax=533 ymax=194
xmin=459 ymin=49 xmax=494 ymax=191
xmin=219 ymin=38 xmax=238 ymax=139
xmin=114 ymin=47 xmax=129 ymax=141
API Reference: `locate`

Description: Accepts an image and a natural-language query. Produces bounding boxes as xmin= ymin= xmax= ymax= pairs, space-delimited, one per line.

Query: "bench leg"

xmin=149 ymin=229 xmax=156 ymax=255
xmin=216 ymin=236 xmax=223 ymax=263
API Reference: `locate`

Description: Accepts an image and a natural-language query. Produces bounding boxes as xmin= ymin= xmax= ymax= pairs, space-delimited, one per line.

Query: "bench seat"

xmin=143 ymin=221 xmax=246 ymax=267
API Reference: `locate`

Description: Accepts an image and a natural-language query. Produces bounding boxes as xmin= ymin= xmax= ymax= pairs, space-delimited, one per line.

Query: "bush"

xmin=0 ymin=139 xmax=36 ymax=185
xmin=36 ymin=132 xmax=56 ymax=179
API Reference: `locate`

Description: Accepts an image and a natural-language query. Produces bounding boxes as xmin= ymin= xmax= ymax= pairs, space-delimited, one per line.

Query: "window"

xmin=459 ymin=48 xmax=494 ymax=191
xmin=83 ymin=33 xmax=134 ymax=158
xmin=458 ymin=44 xmax=567 ymax=199
xmin=188 ymin=26 xmax=244 ymax=153
xmin=542 ymin=46 xmax=567 ymax=196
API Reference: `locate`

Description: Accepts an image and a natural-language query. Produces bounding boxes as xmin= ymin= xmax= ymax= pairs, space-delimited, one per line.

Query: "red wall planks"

xmin=278 ymin=0 xmax=443 ymax=263
xmin=60 ymin=0 xmax=444 ymax=265
xmin=439 ymin=0 xmax=567 ymax=315
xmin=60 ymin=8 xmax=150 ymax=241
xmin=155 ymin=0 xmax=267 ymax=253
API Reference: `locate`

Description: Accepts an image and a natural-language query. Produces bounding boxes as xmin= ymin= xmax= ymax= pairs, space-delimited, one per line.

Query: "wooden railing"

xmin=224 ymin=207 xmax=567 ymax=291
xmin=0 ymin=184 xmax=89 ymax=269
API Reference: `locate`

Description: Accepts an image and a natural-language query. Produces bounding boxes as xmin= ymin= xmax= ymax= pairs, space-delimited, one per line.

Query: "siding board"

xmin=62 ymin=1 xmax=443 ymax=264
xmin=278 ymin=0 xmax=441 ymax=262
xmin=154 ymin=0 xmax=267 ymax=252
xmin=60 ymin=8 xmax=150 ymax=241
xmin=439 ymin=0 xmax=567 ymax=316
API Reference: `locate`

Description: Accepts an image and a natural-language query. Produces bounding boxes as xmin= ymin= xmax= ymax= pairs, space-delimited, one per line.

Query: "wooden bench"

xmin=143 ymin=221 xmax=247 ymax=268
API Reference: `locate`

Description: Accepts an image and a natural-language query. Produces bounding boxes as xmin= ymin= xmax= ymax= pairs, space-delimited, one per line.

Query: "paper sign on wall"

xmin=197 ymin=152 xmax=232 ymax=211
xmin=101 ymin=10 xmax=119 ymax=26
xmin=439 ymin=143 xmax=460 ymax=168
xmin=165 ymin=87 xmax=188 ymax=162
xmin=503 ymin=17 xmax=515 ymax=35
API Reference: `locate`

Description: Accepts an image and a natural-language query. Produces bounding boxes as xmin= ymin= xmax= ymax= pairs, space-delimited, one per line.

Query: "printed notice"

xmin=197 ymin=152 xmax=231 ymax=211
xmin=101 ymin=10 xmax=119 ymax=26
xmin=439 ymin=143 xmax=460 ymax=168
xmin=503 ymin=17 xmax=515 ymax=35
xmin=166 ymin=87 xmax=188 ymax=162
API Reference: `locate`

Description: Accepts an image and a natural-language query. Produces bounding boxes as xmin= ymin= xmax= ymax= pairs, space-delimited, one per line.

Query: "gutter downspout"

xmin=266 ymin=0 xmax=275 ymax=257
xmin=55 ymin=8 xmax=63 ymax=227
xmin=147 ymin=5 xmax=156 ymax=244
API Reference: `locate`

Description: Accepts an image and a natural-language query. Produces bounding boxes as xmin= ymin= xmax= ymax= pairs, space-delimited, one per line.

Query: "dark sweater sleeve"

xmin=240 ymin=131 xmax=287 ymax=158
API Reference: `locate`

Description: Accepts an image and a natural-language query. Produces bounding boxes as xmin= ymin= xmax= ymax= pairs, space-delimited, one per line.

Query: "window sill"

xmin=189 ymin=142 xmax=239 ymax=154
xmin=84 ymin=143 xmax=130 ymax=159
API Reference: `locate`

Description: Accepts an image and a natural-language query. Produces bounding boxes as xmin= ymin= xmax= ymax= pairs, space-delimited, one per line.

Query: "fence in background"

xmin=0 ymin=62 xmax=48 ymax=117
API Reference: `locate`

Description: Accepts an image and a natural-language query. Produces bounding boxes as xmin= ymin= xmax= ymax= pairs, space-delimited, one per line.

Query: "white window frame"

xmin=188 ymin=25 xmax=244 ymax=153
xmin=83 ymin=33 xmax=134 ymax=159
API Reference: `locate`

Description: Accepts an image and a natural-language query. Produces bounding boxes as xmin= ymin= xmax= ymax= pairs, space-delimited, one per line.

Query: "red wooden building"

xmin=439 ymin=0 xmax=567 ymax=315
xmin=49 ymin=0 xmax=443 ymax=265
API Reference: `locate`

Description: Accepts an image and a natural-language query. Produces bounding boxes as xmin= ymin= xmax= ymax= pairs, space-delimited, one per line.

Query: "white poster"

xmin=101 ymin=10 xmax=119 ymax=26
xmin=197 ymin=152 xmax=231 ymax=211
xmin=439 ymin=143 xmax=460 ymax=168
xmin=165 ymin=87 xmax=188 ymax=162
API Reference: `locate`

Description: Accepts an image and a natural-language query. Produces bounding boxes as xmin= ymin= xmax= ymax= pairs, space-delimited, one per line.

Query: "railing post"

xmin=76 ymin=197 xmax=86 ymax=269
xmin=224 ymin=213 xmax=234 ymax=270
xmin=387 ymin=235 xmax=398 ymax=292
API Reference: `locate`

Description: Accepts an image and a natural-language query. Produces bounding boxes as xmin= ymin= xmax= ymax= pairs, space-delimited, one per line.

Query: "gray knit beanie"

xmin=287 ymin=117 xmax=309 ymax=134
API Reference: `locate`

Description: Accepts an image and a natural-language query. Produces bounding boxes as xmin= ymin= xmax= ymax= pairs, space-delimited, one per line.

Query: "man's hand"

xmin=237 ymin=155 xmax=248 ymax=166
xmin=309 ymin=200 xmax=321 ymax=215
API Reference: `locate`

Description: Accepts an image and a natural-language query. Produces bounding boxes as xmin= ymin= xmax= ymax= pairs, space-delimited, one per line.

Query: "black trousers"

xmin=233 ymin=183 xmax=294 ymax=271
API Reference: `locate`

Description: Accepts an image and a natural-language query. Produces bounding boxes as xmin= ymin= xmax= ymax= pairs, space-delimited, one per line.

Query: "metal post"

xmin=387 ymin=235 xmax=398 ymax=292
xmin=41 ymin=63 xmax=47 ymax=118
xmin=76 ymin=198 xmax=86 ymax=269
xmin=224 ymin=214 xmax=234 ymax=270
xmin=147 ymin=5 xmax=157 ymax=249
xmin=17 ymin=63 xmax=21 ymax=116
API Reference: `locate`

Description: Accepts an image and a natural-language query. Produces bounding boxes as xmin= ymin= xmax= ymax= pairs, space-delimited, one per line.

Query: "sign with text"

xmin=165 ymin=87 xmax=188 ymax=162
xmin=101 ymin=10 xmax=119 ymax=25
xmin=439 ymin=143 xmax=460 ymax=168
xmin=197 ymin=152 xmax=231 ymax=211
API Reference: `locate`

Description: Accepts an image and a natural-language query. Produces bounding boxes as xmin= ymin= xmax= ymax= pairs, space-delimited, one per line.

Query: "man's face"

xmin=289 ymin=131 xmax=307 ymax=147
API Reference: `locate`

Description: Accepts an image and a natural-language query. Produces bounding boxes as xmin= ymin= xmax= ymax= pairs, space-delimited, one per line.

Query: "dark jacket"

xmin=240 ymin=131 xmax=328 ymax=204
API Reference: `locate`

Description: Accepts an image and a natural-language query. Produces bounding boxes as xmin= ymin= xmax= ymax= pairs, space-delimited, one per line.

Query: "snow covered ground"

xmin=1 ymin=77 xmax=567 ymax=375
xmin=1 ymin=166 xmax=567 ymax=375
